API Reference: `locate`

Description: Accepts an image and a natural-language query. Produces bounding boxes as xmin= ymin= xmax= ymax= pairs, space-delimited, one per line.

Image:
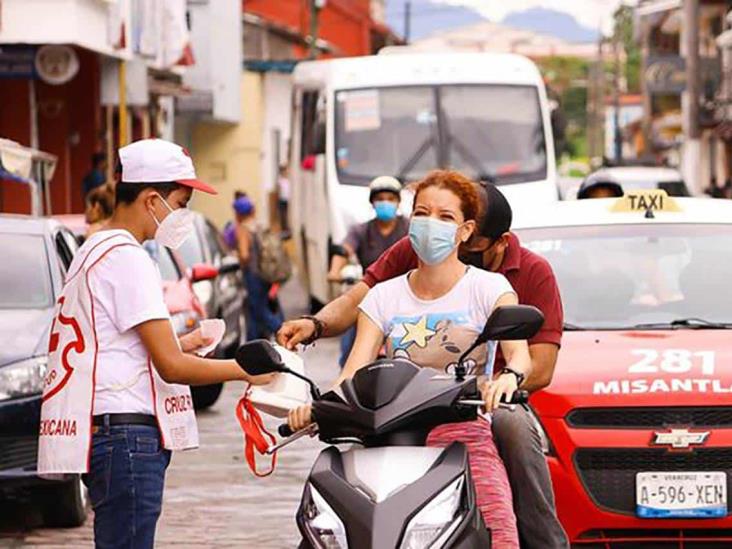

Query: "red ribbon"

xmin=236 ymin=387 xmax=277 ymax=477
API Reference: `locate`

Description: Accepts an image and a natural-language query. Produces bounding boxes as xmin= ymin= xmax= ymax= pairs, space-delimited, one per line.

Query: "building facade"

xmin=636 ymin=0 xmax=728 ymax=194
xmin=187 ymin=0 xmax=400 ymax=228
xmin=0 ymin=0 xmax=195 ymax=214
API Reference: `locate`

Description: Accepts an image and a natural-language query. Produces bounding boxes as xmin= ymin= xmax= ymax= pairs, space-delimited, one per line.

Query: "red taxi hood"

xmin=533 ymin=330 xmax=732 ymax=418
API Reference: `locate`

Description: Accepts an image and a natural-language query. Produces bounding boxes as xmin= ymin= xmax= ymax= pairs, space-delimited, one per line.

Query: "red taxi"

xmin=514 ymin=191 xmax=732 ymax=547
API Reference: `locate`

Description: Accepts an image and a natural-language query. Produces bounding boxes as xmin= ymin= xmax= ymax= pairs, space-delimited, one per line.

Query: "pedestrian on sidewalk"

xmin=222 ymin=190 xmax=248 ymax=249
xmin=38 ymin=139 xmax=274 ymax=549
xmin=84 ymin=184 xmax=114 ymax=239
xmin=231 ymin=195 xmax=285 ymax=340
xmin=82 ymin=152 xmax=107 ymax=199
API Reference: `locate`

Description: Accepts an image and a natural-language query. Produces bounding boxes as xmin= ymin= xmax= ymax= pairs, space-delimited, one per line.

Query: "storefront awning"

xmin=0 ymin=138 xmax=57 ymax=215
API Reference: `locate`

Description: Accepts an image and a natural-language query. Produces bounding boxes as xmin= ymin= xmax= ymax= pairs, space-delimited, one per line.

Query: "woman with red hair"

xmin=289 ymin=170 xmax=531 ymax=546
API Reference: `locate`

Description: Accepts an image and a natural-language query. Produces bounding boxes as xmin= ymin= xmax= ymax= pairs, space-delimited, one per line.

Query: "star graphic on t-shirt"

xmin=399 ymin=316 xmax=436 ymax=348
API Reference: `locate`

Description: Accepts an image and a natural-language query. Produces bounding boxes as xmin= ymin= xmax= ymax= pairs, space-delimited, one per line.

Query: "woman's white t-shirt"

xmin=85 ymin=230 xmax=170 ymax=414
xmin=359 ymin=267 xmax=515 ymax=374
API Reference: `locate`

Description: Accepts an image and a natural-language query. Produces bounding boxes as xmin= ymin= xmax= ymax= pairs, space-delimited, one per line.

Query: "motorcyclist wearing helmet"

xmin=577 ymin=171 xmax=624 ymax=199
xmin=326 ymin=175 xmax=409 ymax=365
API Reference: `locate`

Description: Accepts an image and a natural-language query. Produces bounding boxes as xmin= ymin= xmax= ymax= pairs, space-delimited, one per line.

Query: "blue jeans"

xmin=82 ymin=423 xmax=171 ymax=549
xmin=245 ymin=270 xmax=284 ymax=340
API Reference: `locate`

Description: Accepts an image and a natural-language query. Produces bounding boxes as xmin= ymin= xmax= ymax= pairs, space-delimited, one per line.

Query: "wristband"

xmin=499 ymin=367 xmax=526 ymax=387
xmin=299 ymin=315 xmax=325 ymax=345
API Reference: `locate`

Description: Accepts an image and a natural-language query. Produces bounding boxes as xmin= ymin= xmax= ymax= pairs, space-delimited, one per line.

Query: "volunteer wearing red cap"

xmin=38 ymin=139 xmax=274 ymax=549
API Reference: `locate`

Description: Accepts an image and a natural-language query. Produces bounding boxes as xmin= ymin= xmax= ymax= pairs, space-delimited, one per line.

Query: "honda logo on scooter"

xmin=651 ymin=429 xmax=710 ymax=450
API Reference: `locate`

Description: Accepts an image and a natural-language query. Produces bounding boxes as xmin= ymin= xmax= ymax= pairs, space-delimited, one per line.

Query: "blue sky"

xmin=433 ymin=0 xmax=636 ymax=34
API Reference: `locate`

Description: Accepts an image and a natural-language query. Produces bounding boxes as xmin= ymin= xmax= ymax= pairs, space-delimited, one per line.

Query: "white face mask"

xmin=150 ymin=194 xmax=195 ymax=250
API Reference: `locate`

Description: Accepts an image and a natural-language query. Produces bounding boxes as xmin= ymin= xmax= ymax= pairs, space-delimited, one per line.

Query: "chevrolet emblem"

xmin=652 ymin=429 xmax=710 ymax=449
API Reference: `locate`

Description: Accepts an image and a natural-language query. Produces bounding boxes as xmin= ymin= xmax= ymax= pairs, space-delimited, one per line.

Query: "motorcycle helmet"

xmin=368 ymin=176 xmax=402 ymax=202
xmin=577 ymin=171 xmax=624 ymax=199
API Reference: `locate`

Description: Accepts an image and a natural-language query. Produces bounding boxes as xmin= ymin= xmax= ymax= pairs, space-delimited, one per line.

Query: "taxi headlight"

xmin=0 ymin=356 xmax=47 ymax=400
xmin=302 ymin=484 xmax=348 ymax=549
xmin=527 ymin=406 xmax=554 ymax=456
xmin=400 ymin=476 xmax=465 ymax=549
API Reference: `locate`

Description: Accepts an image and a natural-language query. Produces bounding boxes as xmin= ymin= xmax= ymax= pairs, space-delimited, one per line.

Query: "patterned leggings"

xmin=427 ymin=418 xmax=519 ymax=548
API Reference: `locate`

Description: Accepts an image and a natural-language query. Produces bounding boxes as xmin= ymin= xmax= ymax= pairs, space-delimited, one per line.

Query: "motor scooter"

xmin=236 ymin=304 xmax=544 ymax=549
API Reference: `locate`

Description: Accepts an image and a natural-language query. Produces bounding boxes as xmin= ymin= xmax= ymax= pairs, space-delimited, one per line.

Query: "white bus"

xmin=290 ymin=51 xmax=557 ymax=307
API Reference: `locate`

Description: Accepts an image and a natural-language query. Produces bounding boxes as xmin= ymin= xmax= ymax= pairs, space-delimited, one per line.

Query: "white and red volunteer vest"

xmin=38 ymin=232 xmax=199 ymax=475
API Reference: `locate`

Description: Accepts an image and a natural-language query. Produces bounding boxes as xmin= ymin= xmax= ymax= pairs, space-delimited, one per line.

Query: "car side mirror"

xmin=219 ymin=255 xmax=240 ymax=275
xmin=477 ymin=305 xmax=544 ymax=344
xmin=191 ymin=263 xmax=219 ymax=283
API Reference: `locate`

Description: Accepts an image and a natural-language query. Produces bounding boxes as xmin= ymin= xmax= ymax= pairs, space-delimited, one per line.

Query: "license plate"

xmin=636 ymin=472 xmax=727 ymax=518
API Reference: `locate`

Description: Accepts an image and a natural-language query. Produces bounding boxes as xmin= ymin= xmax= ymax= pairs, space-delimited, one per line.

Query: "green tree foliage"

xmin=613 ymin=3 xmax=641 ymax=93
xmin=536 ymin=56 xmax=590 ymax=159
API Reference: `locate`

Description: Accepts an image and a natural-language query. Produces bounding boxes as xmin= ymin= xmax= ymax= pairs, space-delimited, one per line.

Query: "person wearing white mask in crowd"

xmin=37 ymin=139 xmax=275 ymax=549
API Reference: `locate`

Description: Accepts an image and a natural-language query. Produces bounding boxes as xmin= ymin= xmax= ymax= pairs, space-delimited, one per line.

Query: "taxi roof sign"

xmin=609 ymin=189 xmax=682 ymax=214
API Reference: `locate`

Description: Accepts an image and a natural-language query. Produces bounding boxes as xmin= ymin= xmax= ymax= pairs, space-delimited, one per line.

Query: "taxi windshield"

xmin=516 ymin=224 xmax=732 ymax=330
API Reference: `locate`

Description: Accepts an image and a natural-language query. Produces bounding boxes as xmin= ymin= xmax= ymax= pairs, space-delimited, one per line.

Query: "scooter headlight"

xmin=400 ymin=476 xmax=465 ymax=549
xmin=302 ymin=484 xmax=348 ymax=549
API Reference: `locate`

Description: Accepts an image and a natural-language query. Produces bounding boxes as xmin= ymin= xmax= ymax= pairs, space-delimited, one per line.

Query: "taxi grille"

xmin=567 ymin=407 xmax=732 ymax=429
xmin=574 ymin=448 xmax=732 ymax=515
xmin=0 ymin=436 xmax=38 ymax=472
xmin=576 ymin=529 xmax=732 ymax=548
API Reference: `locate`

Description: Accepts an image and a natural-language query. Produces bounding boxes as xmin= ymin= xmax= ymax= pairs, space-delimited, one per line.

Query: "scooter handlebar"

xmin=509 ymin=390 xmax=530 ymax=405
xmin=277 ymin=392 xmax=529 ymax=439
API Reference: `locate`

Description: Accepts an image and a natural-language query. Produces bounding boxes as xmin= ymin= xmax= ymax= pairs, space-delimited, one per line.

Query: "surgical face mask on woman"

xmin=373 ymin=200 xmax=398 ymax=221
xmin=409 ymin=217 xmax=461 ymax=265
xmin=149 ymin=193 xmax=195 ymax=249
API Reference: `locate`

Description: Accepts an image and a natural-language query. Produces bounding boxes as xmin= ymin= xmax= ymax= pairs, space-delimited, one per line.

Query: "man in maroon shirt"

xmin=278 ymin=184 xmax=568 ymax=548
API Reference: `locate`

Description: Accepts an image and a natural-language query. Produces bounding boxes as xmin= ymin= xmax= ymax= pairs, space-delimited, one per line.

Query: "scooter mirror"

xmin=235 ymin=339 xmax=286 ymax=375
xmin=477 ymin=305 xmax=544 ymax=344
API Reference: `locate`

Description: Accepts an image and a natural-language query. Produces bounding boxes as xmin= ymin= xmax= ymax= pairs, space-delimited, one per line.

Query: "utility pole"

xmin=640 ymin=17 xmax=653 ymax=159
xmin=613 ymin=31 xmax=623 ymax=164
xmin=683 ymin=0 xmax=701 ymax=192
xmin=588 ymin=59 xmax=597 ymax=159
xmin=404 ymin=1 xmax=411 ymax=44
xmin=309 ymin=0 xmax=324 ymax=60
xmin=589 ymin=37 xmax=607 ymax=164
xmin=118 ymin=60 xmax=128 ymax=146
xmin=597 ymin=38 xmax=607 ymax=165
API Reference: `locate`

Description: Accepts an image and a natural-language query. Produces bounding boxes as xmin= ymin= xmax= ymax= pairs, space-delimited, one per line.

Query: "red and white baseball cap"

xmin=118 ymin=138 xmax=217 ymax=195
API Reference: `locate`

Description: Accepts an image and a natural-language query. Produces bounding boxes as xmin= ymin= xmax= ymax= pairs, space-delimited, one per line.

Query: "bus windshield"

xmin=334 ymin=84 xmax=547 ymax=186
